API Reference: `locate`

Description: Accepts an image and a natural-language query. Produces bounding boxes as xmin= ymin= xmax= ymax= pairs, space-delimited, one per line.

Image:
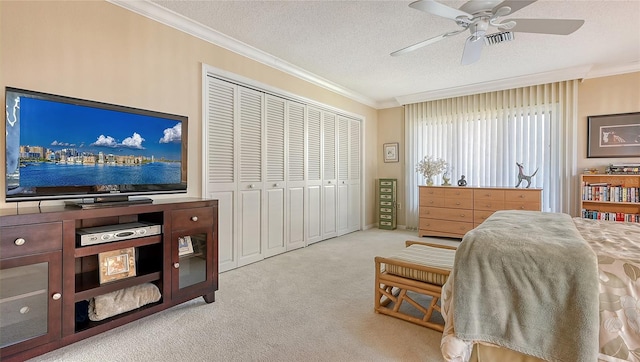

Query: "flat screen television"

xmin=5 ymin=87 xmax=188 ymax=207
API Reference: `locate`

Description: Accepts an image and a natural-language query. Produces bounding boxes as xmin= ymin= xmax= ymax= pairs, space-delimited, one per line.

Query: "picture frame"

xmin=383 ymin=142 xmax=399 ymax=163
xmin=587 ymin=112 xmax=640 ymax=158
xmin=98 ymin=247 xmax=136 ymax=284
xmin=178 ymin=236 xmax=194 ymax=256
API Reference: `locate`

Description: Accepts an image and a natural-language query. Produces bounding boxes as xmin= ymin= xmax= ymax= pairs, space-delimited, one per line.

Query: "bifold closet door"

xmin=348 ymin=119 xmax=361 ymax=232
xmin=264 ymin=95 xmax=286 ymax=258
xmin=237 ymin=87 xmax=264 ymax=267
xmin=322 ymin=111 xmax=337 ymax=239
xmin=204 ymin=77 xmax=237 ymax=272
xmin=306 ymin=107 xmax=323 ymax=244
xmin=336 ymin=116 xmax=350 ymax=236
xmin=287 ymin=101 xmax=306 ymax=251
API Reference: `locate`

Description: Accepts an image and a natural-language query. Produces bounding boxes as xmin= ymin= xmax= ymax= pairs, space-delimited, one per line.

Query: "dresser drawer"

xmin=419 ymin=218 xmax=473 ymax=236
xmin=171 ymin=207 xmax=214 ymax=232
xmin=379 ymin=180 xmax=394 ymax=187
xmin=443 ymin=198 xmax=473 ymax=209
xmin=420 ymin=187 xmax=444 ymax=198
xmin=379 ymin=201 xmax=393 ymax=207
xmin=505 ymin=190 xmax=540 ymax=202
xmin=379 ymin=187 xmax=394 ymax=194
xmin=444 ymin=188 xmax=473 ymax=199
xmin=504 ymin=201 xmax=541 ymax=211
xmin=0 ymin=223 xmax=62 ymax=259
xmin=380 ymin=207 xmax=393 ymax=214
xmin=420 ymin=206 xmax=472 ymax=222
xmin=473 ymin=189 xmax=505 ymax=202
xmin=473 ymin=199 xmax=505 ymax=211
xmin=420 ymin=196 xmax=445 ymax=208
xmin=474 ymin=210 xmax=496 ymax=225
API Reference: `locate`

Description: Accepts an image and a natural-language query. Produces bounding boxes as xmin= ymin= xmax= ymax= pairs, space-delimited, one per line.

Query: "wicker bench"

xmin=374 ymin=240 xmax=457 ymax=332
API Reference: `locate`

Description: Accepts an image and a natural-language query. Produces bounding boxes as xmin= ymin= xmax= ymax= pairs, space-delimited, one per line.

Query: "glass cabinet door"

xmin=176 ymin=233 xmax=208 ymax=289
xmin=0 ymin=262 xmax=48 ymax=348
xmin=0 ymin=252 xmax=61 ymax=356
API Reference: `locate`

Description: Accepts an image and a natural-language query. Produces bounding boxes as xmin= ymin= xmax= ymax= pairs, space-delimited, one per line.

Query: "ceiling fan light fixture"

xmin=484 ymin=31 xmax=514 ymax=46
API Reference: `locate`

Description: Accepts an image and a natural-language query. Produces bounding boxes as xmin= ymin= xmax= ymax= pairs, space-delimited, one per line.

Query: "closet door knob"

xmin=174 ymin=263 xmax=180 ymax=269
xmin=52 ymin=293 xmax=62 ymax=300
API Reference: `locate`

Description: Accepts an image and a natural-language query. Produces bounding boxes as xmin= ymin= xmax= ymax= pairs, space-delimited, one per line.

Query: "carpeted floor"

xmin=30 ymin=228 xmax=459 ymax=362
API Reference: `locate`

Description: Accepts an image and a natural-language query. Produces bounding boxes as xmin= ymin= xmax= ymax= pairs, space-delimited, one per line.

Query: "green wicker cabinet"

xmin=378 ymin=178 xmax=397 ymax=229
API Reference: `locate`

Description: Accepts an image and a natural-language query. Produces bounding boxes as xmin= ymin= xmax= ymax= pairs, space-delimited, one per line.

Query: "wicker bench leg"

xmin=374 ymin=259 xmax=446 ymax=332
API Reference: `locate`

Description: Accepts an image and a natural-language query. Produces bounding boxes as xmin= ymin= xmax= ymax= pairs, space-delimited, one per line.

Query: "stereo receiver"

xmin=76 ymin=222 xmax=162 ymax=246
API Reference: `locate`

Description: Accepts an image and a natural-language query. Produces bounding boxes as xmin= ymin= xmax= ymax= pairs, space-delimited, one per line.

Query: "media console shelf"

xmin=0 ymin=198 xmax=218 ymax=361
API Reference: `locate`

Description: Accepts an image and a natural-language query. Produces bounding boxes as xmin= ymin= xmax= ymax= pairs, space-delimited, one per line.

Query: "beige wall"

xmin=0 ymin=1 xmax=379 ymax=226
xmin=377 ymin=107 xmax=406 ymax=226
xmin=577 ymin=72 xmax=640 ymax=171
xmin=376 ymin=71 xmax=640 ymax=221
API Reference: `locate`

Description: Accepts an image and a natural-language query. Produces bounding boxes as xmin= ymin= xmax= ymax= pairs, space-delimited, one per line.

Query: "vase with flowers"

xmin=415 ymin=155 xmax=447 ymax=186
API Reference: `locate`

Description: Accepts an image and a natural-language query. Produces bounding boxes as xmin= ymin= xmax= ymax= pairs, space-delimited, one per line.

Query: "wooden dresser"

xmin=419 ymin=186 xmax=542 ymax=238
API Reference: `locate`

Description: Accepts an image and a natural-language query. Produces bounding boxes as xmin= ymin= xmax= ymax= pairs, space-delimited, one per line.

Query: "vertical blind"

xmin=404 ymin=80 xmax=579 ymax=229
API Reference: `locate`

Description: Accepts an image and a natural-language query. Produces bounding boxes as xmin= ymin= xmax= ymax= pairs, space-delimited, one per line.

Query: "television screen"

xmin=5 ymin=87 xmax=188 ymax=203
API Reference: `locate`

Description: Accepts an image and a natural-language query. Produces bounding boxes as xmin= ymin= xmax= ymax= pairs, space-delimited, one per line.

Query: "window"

xmin=405 ymin=81 xmax=579 ymax=229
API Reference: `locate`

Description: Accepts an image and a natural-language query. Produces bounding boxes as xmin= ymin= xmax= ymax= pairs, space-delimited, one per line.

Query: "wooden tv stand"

xmin=0 ymin=198 xmax=218 ymax=361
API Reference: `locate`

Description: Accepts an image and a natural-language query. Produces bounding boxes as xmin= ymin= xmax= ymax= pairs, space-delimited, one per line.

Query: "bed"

xmin=441 ymin=210 xmax=640 ymax=362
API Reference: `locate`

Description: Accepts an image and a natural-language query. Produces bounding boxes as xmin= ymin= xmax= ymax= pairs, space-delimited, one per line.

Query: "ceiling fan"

xmin=391 ymin=0 xmax=585 ymax=65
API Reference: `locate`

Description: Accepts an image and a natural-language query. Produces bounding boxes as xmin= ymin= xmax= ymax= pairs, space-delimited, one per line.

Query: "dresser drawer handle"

xmin=460 ymin=214 xmax=465 ymax=217
xmin=14 ymin=238 xmax=26 ymax=246
xmin=191 ymin=216 xmax=199 ymax=222
xmin=455 ymin=202 xmax=461 ymax=205
xmin=485 ymin=204 xmax=491 ymax=207
xmin=519 ymin=195 xmax=525 ymax=198
xmin=485 ymin=193 xmax=491 ymax=197
xmin=520 ymin=206 xmax=525 ymax=209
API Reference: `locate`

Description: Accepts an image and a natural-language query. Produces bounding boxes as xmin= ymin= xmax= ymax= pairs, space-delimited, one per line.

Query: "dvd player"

xmin=76 ymin=222 xmax=162 ymax=246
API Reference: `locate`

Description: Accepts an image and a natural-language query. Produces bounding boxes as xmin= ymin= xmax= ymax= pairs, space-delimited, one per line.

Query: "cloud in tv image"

xmin=5 ymin=92 xmax=184 ymax=196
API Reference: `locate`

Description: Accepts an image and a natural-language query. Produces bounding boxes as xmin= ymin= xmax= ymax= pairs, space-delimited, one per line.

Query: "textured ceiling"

xmin=142 ymin=0 xmax=640 ymax=108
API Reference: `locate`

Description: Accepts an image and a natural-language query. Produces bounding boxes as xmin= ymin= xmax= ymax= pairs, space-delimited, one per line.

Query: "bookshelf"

xmin=581 ymin=174 xmax=640 ymax=223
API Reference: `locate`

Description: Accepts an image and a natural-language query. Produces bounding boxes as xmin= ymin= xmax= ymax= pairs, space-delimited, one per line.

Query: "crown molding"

xmin=395 ymin=62 xmax=640 ymax=106
xmin=107 ymin=0 xmax=379 ymax=109
xmin=584 ymin=61 xmax=640 ymax=79
xmin=395 ymin=65 xmax=593 ymax=105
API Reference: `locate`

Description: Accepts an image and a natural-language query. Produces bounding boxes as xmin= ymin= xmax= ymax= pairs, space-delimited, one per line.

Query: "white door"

xmin=287 ymin=101 xmax=305 ymax=250
xmin=306 ymin=106 xmax=322 ymax=244
xmin=237 ymin=87 xmax=264 ymax=267
xmin=204 ymin=77 xmax=237 ymax=272
xmin=322 ymin=111 xmax=337 ymax=239
xmin=264 ymin=95 xmax=286 ymax=258
xmin=336 ymin=116 xmax=349 ymax=236
xmin=348 ymin=119 xmax=361 ymax=232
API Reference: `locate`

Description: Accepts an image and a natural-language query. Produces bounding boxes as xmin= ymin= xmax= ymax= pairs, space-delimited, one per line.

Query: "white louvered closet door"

xmin=306 ymin=106 xmax=323 ymax=244
xmin=204 ymin=77 xmax=237 ymax=272
xmin=287 ymin=101 xmax=305 ymax=250
xmin=336 ymin=116 xmax=350 ymax=236
xmin=238 ymin=87 xmax=264 ymax=267
xmin=348 ymin=119 xmax=361 ymax=232
xmin=322 ymin=111 xmax=337 ymax=239
xmin=264 ymin=95 xmax=286 ymax=258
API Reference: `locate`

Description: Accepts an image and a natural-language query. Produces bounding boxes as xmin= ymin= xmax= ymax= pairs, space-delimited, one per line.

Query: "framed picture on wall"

xmin=587 ymin=112 xmax=640 ymax=158
xmin=383 ymin=142 xmax=399 ymax=163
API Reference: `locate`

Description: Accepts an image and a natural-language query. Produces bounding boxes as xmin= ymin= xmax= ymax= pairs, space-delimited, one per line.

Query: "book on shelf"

xmin=581 ymin=209 xmax=640 ymax=223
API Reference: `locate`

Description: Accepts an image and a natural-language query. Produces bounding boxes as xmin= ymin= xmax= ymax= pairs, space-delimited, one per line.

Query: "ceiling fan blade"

xmin=409 ymin=0 xmax=472 ymax=21
xmin=461 ymin=35 xmax=484 ymax=65
xmin=391 ymin=29 xmax=465 ymax=56
xmin=492 ymin=0 xmax=537 ymax=16
xmin=507 ymin=18 xmax=585 ymax=35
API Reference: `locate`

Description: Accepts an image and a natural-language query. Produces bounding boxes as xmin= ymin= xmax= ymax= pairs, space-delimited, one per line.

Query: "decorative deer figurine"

xmin=515 ymin=162 xmax=538 ymax=188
